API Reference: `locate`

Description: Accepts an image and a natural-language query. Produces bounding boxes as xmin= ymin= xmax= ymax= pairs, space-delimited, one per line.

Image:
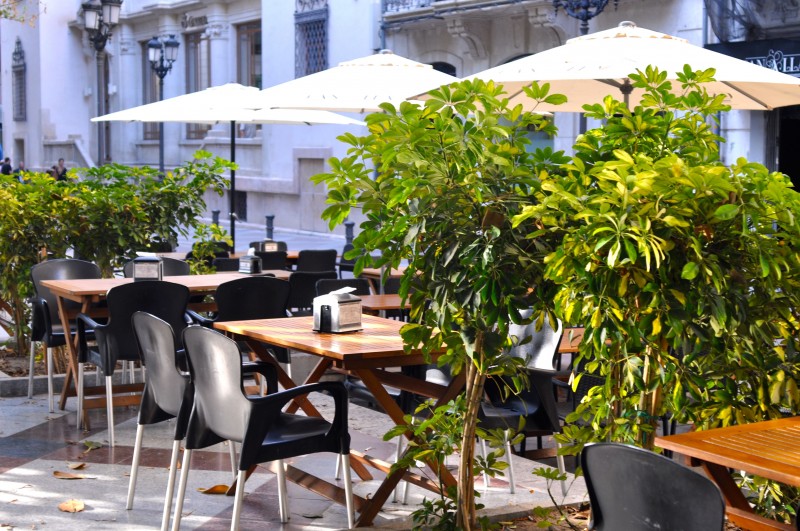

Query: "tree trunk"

xmin=456 ymin=332 xmax=487 ymax=530
xmin=636 ymin=344 xmax=663 ymax=450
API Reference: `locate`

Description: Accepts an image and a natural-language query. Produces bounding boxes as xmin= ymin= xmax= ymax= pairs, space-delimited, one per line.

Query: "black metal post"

xmin=157 ymin=76 xmax=165 ymax=174
xmin=345 ymin=221 xmax=355 ymax=244
xmin=212 ymin=209 xmax=220 ymax=225
xmin=229 ymin=121 xmax=236 ymax=252
xmin=265 ymin=215 xmax=275 ymax=240
xmin=96 ymin=50 xmax=106 ymax=164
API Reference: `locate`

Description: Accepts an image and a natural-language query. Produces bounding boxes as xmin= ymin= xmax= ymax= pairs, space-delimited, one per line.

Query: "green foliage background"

xmin=0 ymin=151 xmax=232 ymax=355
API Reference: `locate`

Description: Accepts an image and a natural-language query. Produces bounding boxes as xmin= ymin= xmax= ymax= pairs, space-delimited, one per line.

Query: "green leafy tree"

xmin=514 ymin=66 xmax=800 ymax=521
xmin=315 ymin=79 xmax=565 ymax=529
xmin=0 ymin=151 xmax=232 ymax=357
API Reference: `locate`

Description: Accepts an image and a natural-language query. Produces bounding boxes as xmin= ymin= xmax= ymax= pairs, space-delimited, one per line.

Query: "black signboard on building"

xmin=706 ymin=39 xmax=800 ymax=78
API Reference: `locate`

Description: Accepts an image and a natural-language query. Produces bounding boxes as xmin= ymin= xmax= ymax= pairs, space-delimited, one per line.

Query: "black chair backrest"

xmin=123 ymin=257 xmax=190 ymax=278
xmin=214 ymin=276 xmax=290 ymax=322
xmin=315 ymin=278 xmax=372 ymax=297
xmin=31 ymin=259 xmax=102 ymax=331
xmin=581 ymin=442 xmax=725 ymax=530
xmin=101 ymin=281 xmax=190 ymax=363
xmin=287 ymin=270 xmax=338 ymax=315
xmin=254 ymin=251 xmax=288 ymax=270
xmin=183 ymin=326 xmax=253 ymax=443
xmin=211 ymin=257 xmax=240 ymax=272
xmin=508 ymin=310 xmax=563 ymax=371
xmin=132 ymin=312 xmax=191 ymax=429
xmin=295 ymin=249 xmax=338 ymax=272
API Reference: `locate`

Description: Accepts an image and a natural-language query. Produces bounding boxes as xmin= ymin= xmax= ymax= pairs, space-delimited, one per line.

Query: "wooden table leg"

xmin=702 ymin=462 xmax=794 ymax=531
xmin=351 ymin=368 xmax=463 ymax=527
xmin=57 ymin=297 xmax=89 ymax=412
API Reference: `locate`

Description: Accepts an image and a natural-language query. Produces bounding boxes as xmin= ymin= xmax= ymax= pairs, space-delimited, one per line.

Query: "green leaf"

xmin=712 ymin=204 xmax=739 ymax=221
xmin=681 ymin=261 xmax=700 ymax=280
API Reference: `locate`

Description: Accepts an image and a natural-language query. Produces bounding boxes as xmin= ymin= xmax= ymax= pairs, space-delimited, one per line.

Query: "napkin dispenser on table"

xmin=238 ymin=255 xmax=262 ymax=274
xmin=313 ymin=288 xmax=362 ymax=333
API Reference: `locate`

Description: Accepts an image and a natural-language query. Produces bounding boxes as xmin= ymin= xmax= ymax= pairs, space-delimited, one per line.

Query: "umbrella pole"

xmin=230 ymin=120 xmax=236 ymax=252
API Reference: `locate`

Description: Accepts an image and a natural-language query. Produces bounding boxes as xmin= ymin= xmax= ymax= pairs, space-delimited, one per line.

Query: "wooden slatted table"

xmin=214 ymin=314 xmax=460 ymax=527
xmin=358 ymin=293 xmax=410 ymax=314
xmin=40 ymin=273 xmax=288 ymax=417
xmin=656 ymin=417 xmax=800 ymax=530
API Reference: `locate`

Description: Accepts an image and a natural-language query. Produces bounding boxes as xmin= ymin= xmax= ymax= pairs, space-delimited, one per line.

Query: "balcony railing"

xmin=383 ymin=0 xmax=434 ymax=13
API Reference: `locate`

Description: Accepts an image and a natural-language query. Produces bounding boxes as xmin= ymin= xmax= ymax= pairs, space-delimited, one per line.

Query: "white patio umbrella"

xmin=258 ymin=49 xmax=460 ymax=113
xmin=93 ymin=83 xmax=363 ymax=250
xmin=461 ymin=21 xmax=800 ymax=112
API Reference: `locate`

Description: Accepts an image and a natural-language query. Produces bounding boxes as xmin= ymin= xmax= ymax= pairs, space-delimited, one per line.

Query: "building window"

xmin=12 ymin=38 xmax=26 ymax=122
xmin=295 ymin=7 xmax=328 ymax=77
xmin=141 ymin=41 xmax=159 ymax=140
xmin=432 ymin=61 xmax=456 ymax=77
xmin=185 ymin=31 xmax=211 ymax=139
xmin=237 ymin=22 xmax=262 ymax=88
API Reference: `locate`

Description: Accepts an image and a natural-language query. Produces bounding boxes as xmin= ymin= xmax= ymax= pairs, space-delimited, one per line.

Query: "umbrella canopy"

xmin=258 ymin=49 xmax=460 ymax=113
xmin=93 ymin=83 xmax=363 ymax=251
xmin=462 ymin=21 xmax=800 ymax=112
xmin=92 ymin=83 xmax=364 ymax=126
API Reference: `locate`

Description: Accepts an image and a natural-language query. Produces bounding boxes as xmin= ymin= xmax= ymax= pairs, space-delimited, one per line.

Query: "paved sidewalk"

xmin=0 ymin=392 xmax=586 ymax=530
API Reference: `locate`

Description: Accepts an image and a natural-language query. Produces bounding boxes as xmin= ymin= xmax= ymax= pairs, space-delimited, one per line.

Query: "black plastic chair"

xmin=172 ymin=326 xmax=355 ymax=529
xmin=581 ymin=442 xmax=725 ymax=530
xmin=76 ymin=281 xmax=191 ymax=446
xmin=127 ymin=312 xmax=276 ymax=529
xmin=187 ymin=276 xmax=293 ymax=375
xmin=122 ymin=257 xmax=190 ymax=278
xmin=255 ymin=250 xmax=289 ymax=270
xmin=480 ymin=314 xmax=566 ymax=494
xmin=211 ymin=257 xmax=240 ymax=272
xmin=287 ymin=270 xmax=338 ymax=316
xmin=295 ymin=249 xmax=338 ymax=272
xmin=337 ymin=243 xmax=356 ymax=278
xmin=316 ymin=277 xmax=373 ymax=296
xmin=28 ymin=259 xmax=102 ymax=412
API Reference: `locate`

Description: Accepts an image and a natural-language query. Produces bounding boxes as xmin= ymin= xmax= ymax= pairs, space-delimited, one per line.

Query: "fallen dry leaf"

xmin=1 ymin=523 xmax=14 ymax=530
xmin=58 ymin=499 xmax=85 ymax=513
xmin=53 ymin=471 xmax=91 ymax=480
xmin=197 ymin=484 xmax=230 ymax=495
xmin=67 ymin=463 xmax=86 ymax=470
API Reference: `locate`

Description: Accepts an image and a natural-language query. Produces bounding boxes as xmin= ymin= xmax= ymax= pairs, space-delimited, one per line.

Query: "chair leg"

xmin=230 ymin=469 xmax=247 ymax=531
xmin=46 ymin=347 xmax=55 ymax=413
xmin=27 ymin=339 xmax=36 ymax=399
xmin=276 ymin=459 xmax=289 ymax=523
xmin=171 ymin=449 xmax=192 ymax=531
xmin=161 ymin=439 xmax=181 ymax=531
xmin=105 ymin=375 xmax=115 ymax=447
xmin=479 ymin=439 xmax=490 ymax=491
xmin=77 ymin=363 xmax=84 ymax=429
xmin=342 ymin=453 xmax=355 ymax=529
xmin=504 ymin=430 xmax=515 ymax=495
xmin=334 ymin=451 xmax=341 ymax=480
xmin=126 ymin=424 xmax=145 ymax=510
xmin=228 ymin=442 xmax=237 ymax=480
xmin=556 ymin=441 xmax=567 ymax=496
xmin=392 ymin=436 xmax=403 ymax=503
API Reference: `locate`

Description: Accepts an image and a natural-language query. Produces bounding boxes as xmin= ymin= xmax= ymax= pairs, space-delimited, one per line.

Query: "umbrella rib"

xmin=720 ymin=81 xmax=770 ymax=110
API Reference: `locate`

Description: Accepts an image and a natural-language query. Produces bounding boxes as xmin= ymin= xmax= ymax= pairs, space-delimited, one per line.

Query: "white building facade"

xmin=0 ymin=0 xmax=796 ymax=237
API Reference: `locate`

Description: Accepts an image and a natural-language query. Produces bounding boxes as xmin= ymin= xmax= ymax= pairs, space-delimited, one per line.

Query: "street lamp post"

xmin=82 ymin=0 xmax=123 ymax=165
xmin=553 ymin=0 xmax=618 ymax=133
xmin=147 ymin=35 xmax=180 ymax=175
xmin=552 ymin=0 xmax=618 ymax=36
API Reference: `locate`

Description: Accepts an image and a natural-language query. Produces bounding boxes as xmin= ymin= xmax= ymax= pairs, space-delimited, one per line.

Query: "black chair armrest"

xmin=249 ymin=381 xmax=349 ymax=432
xmin=186 ymin=309 xmax=215 ymax=328
xmin=28 ymin=296 xmax=48 ymax=341
xmin=242 ymin=361 xmax=278 ymax=394
xmin=76 ymin=313 xmax=105 ymax=363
